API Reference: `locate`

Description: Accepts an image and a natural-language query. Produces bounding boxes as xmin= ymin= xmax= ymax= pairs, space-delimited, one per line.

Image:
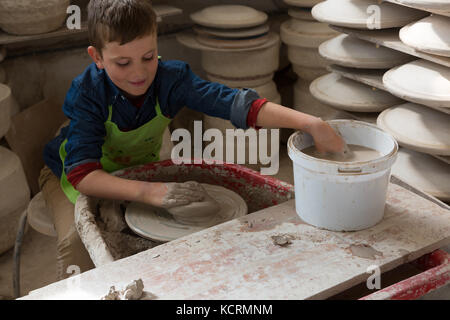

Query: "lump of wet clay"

xmin=271 ymin=235 xmax=293 ymax=247
xmin=167 ymin=192 xmax=221 ymax=225
xmin=101 ymin=279 xmax=144 ymax=300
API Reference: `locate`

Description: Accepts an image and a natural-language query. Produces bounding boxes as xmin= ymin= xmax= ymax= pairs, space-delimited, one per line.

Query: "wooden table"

xmin=20 ymin=176 xmax=450 ymax=300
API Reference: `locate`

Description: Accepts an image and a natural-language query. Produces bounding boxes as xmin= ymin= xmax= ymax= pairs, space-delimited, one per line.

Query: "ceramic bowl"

xmin=392 ymin=0 xmax=450 ymax=17
xmin=193 ymin=24 xmax=270 ymax=39
xmin=288 ymin=8 xmax=315 ymax=21
xmin=312 ymin=0 xmax=427 ymax=29
xmin=196 ymin=33 xmax=270 ymax=50
xmin=319 ymin=34 xmax=413 ymax=69
xmin=400 ymin=15 xmax=450 ymax=58
xmin=310 ymin=73 xmax=404 ymax=112
xmin=377 ymin=102 xmax=450 ymax=156
xmin=190 ymin=5 xmax=268 ymax=29
xmin=293 ymin=79 xmax=351 ymax=119
xmin=0 ymin=0 xmax=70 ymax=35
xmin=201 ymin=36 xmax=280 ymax=79
xmin=280 ymin=18 xmax=338 ymax=48
xmin=391 ymin=148 xmax=450 ymax=201
xmin=284 ymin=0 xmax=323 ymax=8
xmin=383 ymin=59 xmax=450 ymax=109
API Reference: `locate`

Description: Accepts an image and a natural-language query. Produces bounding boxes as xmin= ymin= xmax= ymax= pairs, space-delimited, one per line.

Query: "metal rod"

xmin=13 ymin=209 xmax=28 ymax=299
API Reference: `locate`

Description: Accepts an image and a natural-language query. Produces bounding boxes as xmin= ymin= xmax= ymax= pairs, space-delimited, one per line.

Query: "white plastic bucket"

xmin=287 ymin=120 xmax=398 ymax=231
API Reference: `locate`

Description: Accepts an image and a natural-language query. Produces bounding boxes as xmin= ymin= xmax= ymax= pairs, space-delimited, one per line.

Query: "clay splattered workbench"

xmin=21 ymin=179 xmax=450 ymax=300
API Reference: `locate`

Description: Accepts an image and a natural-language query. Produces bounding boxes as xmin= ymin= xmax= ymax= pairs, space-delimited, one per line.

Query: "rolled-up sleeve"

xmin=168 ymin=61 xmax=260 ymax=130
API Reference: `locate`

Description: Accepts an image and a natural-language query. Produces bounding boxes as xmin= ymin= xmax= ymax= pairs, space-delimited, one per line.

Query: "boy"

xmin=40 ymin=0 xmax=345 ymax=280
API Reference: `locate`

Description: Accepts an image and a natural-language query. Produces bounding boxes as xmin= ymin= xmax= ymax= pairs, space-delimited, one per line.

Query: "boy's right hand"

xmin=308 ymin=118 xmax=347 ymax=155
xmin=141 ymin=181 xmax=206 ymax=209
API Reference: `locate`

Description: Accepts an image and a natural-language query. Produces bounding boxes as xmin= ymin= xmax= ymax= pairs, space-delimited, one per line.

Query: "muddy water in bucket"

xmin=287 ymin=120 xmax=398 ymax=231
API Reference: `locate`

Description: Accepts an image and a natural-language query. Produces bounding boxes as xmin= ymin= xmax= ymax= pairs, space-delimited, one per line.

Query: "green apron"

xmin=59 ymin=98 xmax=172 ymax=204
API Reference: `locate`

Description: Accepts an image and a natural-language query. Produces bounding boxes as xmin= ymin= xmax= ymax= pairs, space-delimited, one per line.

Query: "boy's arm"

xmin=255 ymin=101 xmax=346 ymax=154
xmin=76 ymin=170 xmax=206 ymax=208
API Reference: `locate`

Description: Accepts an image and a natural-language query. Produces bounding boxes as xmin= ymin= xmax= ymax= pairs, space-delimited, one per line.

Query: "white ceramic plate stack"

xmin=280 ymin=0 xmax=342 ymax=121
xmin=377 ymin=103 xmax=450 ymax=201
xmin=308 ymin=0 xmax=450 ymax=201
xmin=0 ymin=83 xmax=20 ymax=139
xmin=0 ymin=0 xmax=70 ymax=35
xmin=177 ymin=5 xmax=282 ymax=165
xmin=178 ymin=5 xmax=280 ymax=88
xmin=280 ymin=4 xmax=338 ymax=82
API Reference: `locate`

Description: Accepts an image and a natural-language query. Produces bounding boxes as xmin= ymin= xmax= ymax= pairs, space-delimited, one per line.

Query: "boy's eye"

xmin=144 ymin=56 xmax=153 ymax=61
xmin=117 ymin=62 xmax=129 ymax=67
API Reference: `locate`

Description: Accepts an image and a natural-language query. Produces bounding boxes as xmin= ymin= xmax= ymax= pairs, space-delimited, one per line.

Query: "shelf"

xmin=0 ymin=5 xmax=182 ymax=57
xmin=330 ymin=25 xmax=450 ymax=68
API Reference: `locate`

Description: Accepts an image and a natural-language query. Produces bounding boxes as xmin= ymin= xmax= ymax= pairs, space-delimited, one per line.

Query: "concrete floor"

xmin=0 ymin=144 xmax=448 ymax=299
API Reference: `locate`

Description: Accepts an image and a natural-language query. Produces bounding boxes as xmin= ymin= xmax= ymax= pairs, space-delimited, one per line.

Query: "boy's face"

xmin=88 ymin=33 xmax=158 ymax=98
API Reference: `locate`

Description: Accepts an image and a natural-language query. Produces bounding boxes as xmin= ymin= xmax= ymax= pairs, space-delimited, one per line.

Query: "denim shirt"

xmin=43 ymin=60 xmax=260 ymax=178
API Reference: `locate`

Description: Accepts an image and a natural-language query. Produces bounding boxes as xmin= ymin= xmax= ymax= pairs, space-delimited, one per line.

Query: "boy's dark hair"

xmin=88 ymin=0 xmax=157 ymax=55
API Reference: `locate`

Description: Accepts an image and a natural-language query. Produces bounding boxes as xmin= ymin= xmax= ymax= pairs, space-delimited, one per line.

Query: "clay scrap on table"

xmin=101 ymin=279 xmax=145 ymax=300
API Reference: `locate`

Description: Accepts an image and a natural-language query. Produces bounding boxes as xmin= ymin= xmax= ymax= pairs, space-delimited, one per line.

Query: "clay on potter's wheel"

xmin=125 ymin=184 xmax=248 ymax=242
xmin=167 ymin=191 xmax=221 ymax=225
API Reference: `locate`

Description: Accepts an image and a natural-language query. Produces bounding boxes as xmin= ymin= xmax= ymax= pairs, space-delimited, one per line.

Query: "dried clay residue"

xmin=97 ymin=200 xmax=159 ymax=260
xmin=271 ymin=234 xmax=296 ymax=247
xmin=348 ymin=244 xmax=383 ymax=260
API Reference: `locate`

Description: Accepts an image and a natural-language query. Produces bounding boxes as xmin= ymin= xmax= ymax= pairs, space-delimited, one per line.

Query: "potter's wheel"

xmin=125 ymin=184 xmax=248 ymax=242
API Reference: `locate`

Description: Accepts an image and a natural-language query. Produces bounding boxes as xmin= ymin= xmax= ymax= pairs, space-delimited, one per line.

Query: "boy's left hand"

xmin=308 ymin=118 xmax=347 ymax=154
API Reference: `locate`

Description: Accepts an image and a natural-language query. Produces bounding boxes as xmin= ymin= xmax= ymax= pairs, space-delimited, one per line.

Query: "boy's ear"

xmin=87 ymin=46 xmax=105 ymax=69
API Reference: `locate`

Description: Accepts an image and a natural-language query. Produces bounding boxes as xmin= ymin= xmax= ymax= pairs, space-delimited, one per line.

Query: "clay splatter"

xmin=348 ymin=244 xmax=383 ymax=260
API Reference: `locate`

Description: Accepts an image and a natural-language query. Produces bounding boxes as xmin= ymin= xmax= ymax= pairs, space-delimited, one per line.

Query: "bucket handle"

xmin=338 ymin=167 xmax=362 ymax=174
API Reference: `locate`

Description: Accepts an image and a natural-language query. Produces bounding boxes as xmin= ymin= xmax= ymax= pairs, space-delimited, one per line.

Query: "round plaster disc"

xmin=284 ymin=0 xmax=322 ymax=8
xmin=311 ymin=0 xmax=427 ymax=29
xmin=400 ymin=15 xmax=450 ymax=58
xmin=377 ymin=103 xmax=450 ymax=155
xmin=196 ymin=33 xmax=270 ymax=49
xmin=280 ymin=18 xmax=338 ymax=48
xmin=319 ymin=34 xmax=413 ymax=69
xmin=391 ymin=148 xmax=450 ymax=201
xmin=177 ymin=31 xmax=280 ymax=53
xmin=125 ymin=184 xmax=248 ymax=242
xmin=309 ymin=73 xmax=403 ymax=112
xmin=392 ymin=0 xmax=450 ymax=17
xmin=190 ymin=5 xmax=268 ymax=29
xmin=288 ymin=8 xmax=315 ymax=21
xmin=193 ymin=24 xmax=269 ymax=39
xmin=383 ymin=59 xmax=450 ymax=109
